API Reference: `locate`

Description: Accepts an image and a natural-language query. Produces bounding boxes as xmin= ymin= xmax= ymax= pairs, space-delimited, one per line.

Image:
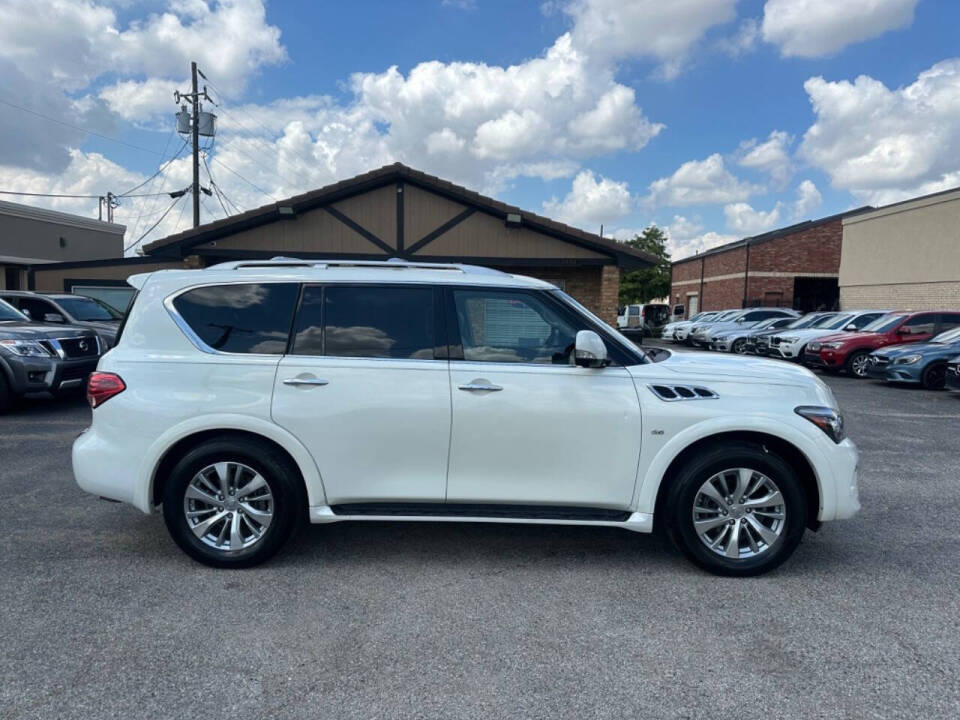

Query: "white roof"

xmin=127 ymin=258 xmax=557 ymax=291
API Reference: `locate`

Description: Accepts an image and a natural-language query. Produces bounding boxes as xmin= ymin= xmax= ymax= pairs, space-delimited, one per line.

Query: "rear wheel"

xmin=921 ymin=362 xmax=946 ymax=390
xmin=162 ymin=438 xmax=304 ymax=568
xmin=0 ymin=373 xmax=10 ymax=413
xmin=845 ymin=350 xmax=871 ymax=378
xmin=665 ymin=442 xmax=807 ymax=577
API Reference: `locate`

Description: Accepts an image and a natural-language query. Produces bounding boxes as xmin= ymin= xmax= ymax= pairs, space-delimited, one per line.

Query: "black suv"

xmin=0 ymin=291 xmax=122 ymax=348
xmin=0 ymin=299 xmax=102 ymax=411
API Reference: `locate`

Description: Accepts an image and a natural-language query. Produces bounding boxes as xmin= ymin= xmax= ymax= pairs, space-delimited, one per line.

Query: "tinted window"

xmin=851 ymin=313 xmax=883 ymax=329
xmin=12 ymin=297 xmax=57 ymax=321
xmin=56 ymin=296 xmax=121 ymax=321
xmin=453 ymin=289 xmax=581 ymax=365
xmin=293 ymin=285 xmax=436 ymax=359
xmin=938 ymin=313 xmax=960 ymax=332
xmin=173 ymin=283 xmax=299 ymax=354
xmin=902 ymin=314 xmax=936 ymax=335
xmin=629 ymin=306 xmax=640 ymax=316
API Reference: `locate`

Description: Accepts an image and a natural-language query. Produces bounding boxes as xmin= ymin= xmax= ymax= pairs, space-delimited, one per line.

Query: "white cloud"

xmin=563 ymin=0 xmax=738 ymax=79
xmin=647 ymin=154 xmax=763 ymax=207
xmin=762 ymin=0 xmax=919 ymax=58
xmin=718 ymin=18 xmax=760 ymax=58
xmin=662 ymin=214 xmax=738 ymax=259
xmin=724 ymin=201 xmax=782 ymax=234
xmin=793 ymin=179 xmax=822 ymax=217
xmin=800 ymin=59 xmax=960 ymax=204
xmin=542 ymin=170 xmax=633 ymax=230
xmin=737 ymin=130 xmax=793 ymax=187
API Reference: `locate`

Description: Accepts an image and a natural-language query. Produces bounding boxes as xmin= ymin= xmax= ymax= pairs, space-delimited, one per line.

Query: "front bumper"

xmin=827 ymin=439 xmax=861 ymax=521
xmin=805 ymin=348 xmax=844 ymax=369
xmin=946 ymin=364 xmax=960 ymax=390
xmin=866 ymin=361 xmax=922 ymax=383
xmin=769 ymin=342 xmax=802 ymax=360
xmin=2 ymin=354 xmax=99 ymax=395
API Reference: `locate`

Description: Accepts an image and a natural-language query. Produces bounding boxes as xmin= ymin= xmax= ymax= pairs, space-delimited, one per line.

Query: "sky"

xmin=0 ymin=0 xmax=958 ymax=259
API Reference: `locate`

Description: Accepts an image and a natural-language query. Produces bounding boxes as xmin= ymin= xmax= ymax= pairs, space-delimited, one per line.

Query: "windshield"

xmin=754 ymin=317 xmax=785 ymax=330
xmin=0 ymin=298 xmax=28 ymax=321
xmin=785 ymin=313 xmax=825 ymax=329
xmin=932 ymin=327 xmax=960 ymax=344
xmin=862 ymin=314 xmax=905 ymax=333
xmin=54 ymin=296 xmax=122 ymax=321
xmin=822 ymin=314 xmax=855 ymax=330
xmin=714 ymin=310 xmax=741 ymax=321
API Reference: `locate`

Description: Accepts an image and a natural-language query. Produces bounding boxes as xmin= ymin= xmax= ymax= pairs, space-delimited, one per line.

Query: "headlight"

xmin=0 ymin=339 xmax=53 ymax=357
xmin=713 ymin=335 xmax=728 ymax=341
xmin=808 ymin=342 xmax=821 ymax=351
xmin=795 ymin=406 xmax=845 ymax=443
xmin=894 ymin=354 xmax=922 ymax=365
xmin=821 ymin=342 xmax=843 ymax=349
xmin=780 ymin=337 xmax=800 ymax=343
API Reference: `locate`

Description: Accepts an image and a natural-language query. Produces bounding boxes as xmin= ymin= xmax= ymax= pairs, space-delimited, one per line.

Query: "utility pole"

xmin=190 ymin=61 xmax=200 ymax=228
xmin=174 ymin=61 xmax=215 ymax=228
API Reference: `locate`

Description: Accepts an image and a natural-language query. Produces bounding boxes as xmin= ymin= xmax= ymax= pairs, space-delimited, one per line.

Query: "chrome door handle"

xmin=458 ymin=381 xmax=503 ymax=392
xmin=283 ymin=377 xmax=329 ymax=387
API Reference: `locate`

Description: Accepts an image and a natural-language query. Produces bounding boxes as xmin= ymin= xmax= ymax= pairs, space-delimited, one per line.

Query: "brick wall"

xmin=841 ymin=281 xmax=960 ymax=311
xmin=669 ymin=219 xmax=843 ymax=313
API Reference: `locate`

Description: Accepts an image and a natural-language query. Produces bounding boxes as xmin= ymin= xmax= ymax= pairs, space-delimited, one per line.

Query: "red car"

xmin=804 ymin=311 xmax=943 ymax=377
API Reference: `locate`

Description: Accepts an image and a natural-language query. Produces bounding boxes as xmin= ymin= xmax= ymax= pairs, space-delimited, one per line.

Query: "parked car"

xmin=709 ymin=315 xmax=798 ymax=353
xmin=769 ymin=310 xmax=889 ymax=362
xmin=73 ymin=259 xmax=860 ymax=576
xmin=693 ymin=309 xmax=800 ymax=348
xmin=748 ymin=313 xmax=831 ymax=356
xmin=663 ymin=311 xmax=718 ymax=343
xmin=805 ymin=311 xmax=960 ymax=377
xmin=0 ymin=298 xmax=103 ymax=411
xmin=945 ymin=355 xmax=960 ymax=392
xmin=0 ymin=290 xmax=122 ymax=348
xmin=676 ymin=309 xmax=740 ymax=345
xmin=617 ymin=303 xmax=670 ymax=337
xmin=865 ymin=326 xmax=960 ymax=389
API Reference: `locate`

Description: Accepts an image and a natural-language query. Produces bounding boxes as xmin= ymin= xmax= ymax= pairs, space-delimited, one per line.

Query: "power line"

xmin=0 ymin=189 xmax=102 ymax=199
xmin=123 ymin=195 xmax=185 ymax=254
xmin=116 ymin=139 xmax=188 ymax=198
xmin=127 ymin=128 xmax=177 ymax=242
xmin=0 ymin=98 xmax=165 ymax=156
xmin=209 ymin=155 xmax=276 ymax=202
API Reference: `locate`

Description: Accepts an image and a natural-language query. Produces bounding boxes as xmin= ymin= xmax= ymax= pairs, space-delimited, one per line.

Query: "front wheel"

xmin=921 ymin=362 xmax=946 ymax=390
xmin=162 ymin=438 xmax=304 ymax=568
xmin=845 ymin=350 xmax=871 ymax=378
xmin=665 ymin=442 xmax=807 ymax=576
xmin=731 ymin=338 xmax=747 ymax=354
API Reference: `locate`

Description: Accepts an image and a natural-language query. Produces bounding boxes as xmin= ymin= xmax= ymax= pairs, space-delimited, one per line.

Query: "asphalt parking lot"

xmin=2 ymin=346 xmax=959 ymax=719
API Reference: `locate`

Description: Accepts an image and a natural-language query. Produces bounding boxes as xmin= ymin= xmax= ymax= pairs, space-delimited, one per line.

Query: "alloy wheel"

xmin=182 ymin=461 xmax=274 ymax=552
xmin=850 ymin=354 xmax=870 ymax=377
xmin=692 ymin=468 xmax=786 ymax=560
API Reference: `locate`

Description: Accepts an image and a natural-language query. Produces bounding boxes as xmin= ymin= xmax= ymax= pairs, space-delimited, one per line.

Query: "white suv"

xmin=73 ymin=259 xmax=860 ymax=576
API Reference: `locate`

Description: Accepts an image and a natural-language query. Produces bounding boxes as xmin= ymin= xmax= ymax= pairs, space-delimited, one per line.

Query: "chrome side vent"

xmin=648 ymin=384 xmax=718 ymax=402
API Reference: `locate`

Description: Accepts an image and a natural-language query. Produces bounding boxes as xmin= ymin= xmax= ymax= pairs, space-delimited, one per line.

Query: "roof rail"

xmin=206 ymin=257 xmax=508 ymax=275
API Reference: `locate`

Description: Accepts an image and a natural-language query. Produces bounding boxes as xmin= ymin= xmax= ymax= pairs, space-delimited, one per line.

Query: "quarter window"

xmin=172 ymin=283 xmax=299 ymax=354
xmin=452 ymin=289 xmax=580 ymax=365
xmin=938 ymin=313 xmax=960 ymax=332
xmin=292 ymin=285 xmax=436 ymax=359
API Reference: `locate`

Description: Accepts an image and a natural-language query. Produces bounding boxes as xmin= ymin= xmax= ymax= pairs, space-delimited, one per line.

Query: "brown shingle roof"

xmin=142 ymin=162 xmax=655 ymax=268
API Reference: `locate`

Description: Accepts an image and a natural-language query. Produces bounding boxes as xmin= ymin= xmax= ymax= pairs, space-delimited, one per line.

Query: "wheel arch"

xmin=141 ymin=416 xmax=327 ymax=511
xmin=649 ymin=430 xmax=822 ymax=532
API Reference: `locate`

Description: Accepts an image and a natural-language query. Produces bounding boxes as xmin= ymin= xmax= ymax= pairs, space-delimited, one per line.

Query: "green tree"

xmin=618 ymin=225 xmax=672 ymax=305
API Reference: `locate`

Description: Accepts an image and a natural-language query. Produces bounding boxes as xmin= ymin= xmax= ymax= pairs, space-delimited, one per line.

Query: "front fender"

xmin=633 ymin=414 xmax=835 ymax=520
xmin=138 ymin=413 xmax=327 ymax=512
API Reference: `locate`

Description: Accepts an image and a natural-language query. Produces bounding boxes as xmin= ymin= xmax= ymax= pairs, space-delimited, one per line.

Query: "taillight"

xmin=87 ymin=372 xmax=126 ymax=408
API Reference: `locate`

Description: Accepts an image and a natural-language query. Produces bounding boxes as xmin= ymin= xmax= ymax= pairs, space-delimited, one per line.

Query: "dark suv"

xmin=0 ymin=291 xmax=122 ymax=348
xmin=0 ymin=299 xmax=102 ymax=411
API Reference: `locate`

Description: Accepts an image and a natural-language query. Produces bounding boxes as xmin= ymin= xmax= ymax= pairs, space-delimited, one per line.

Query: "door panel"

xmin=447 ymin=362 xmax=642 ymax=508
xmin=272 ymin=357 xmax=451 ymax=503
xmin=445 ymin=287 xmax=642 ymax=509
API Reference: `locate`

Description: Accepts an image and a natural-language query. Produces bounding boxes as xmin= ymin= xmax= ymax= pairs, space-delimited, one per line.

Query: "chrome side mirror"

xmin=574 ymin=330 xmax=608 ymax=368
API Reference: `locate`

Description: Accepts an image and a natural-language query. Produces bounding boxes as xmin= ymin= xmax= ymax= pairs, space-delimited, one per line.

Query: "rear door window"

xmin=172 ymin=283 xmax=299 ymax=354
xmin=291 ymin=285 xmax=437 ymax=359
xmin=901 ymin=314 xmax=936 ymax=336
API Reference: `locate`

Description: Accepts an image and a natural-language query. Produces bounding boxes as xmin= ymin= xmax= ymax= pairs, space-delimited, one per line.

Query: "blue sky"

xmin=1 ymin=0 xmax=958 ymax=258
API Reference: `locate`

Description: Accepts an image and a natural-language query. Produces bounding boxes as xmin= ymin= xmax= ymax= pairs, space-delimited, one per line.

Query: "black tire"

xmin=664 ymin=441 xmax=807 ymax=577
xmin=845 ymin=350 xmax=871 ymax=378
xmin=921 ymin=362 xmax=947 ymax=390
xmin=731 ymin=338 xmax=747 ymax=354
xmin=0 ymin=372 xmax=10 ymax=413
xmin=162 ymin=437 xmax=305 ymax=568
